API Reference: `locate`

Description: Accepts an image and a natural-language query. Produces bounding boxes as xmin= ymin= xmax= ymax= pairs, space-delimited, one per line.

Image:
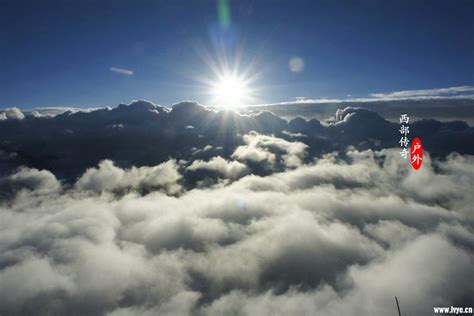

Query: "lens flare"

xmin=185 ymin=0 xmax=265 ymax=108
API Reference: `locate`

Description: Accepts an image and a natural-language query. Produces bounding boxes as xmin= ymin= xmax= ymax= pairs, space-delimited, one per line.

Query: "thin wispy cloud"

xmin=370 ymin=85 xmax=474 ymax=99
xmin=109 ymin=66 xmax=134 ymax=75
xmin=259 ymin=85 xmax=474 ymax=106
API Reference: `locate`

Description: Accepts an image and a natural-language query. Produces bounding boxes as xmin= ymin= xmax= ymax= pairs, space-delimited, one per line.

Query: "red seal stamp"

xmin=410 ymin=137 xmax=423 ymax=170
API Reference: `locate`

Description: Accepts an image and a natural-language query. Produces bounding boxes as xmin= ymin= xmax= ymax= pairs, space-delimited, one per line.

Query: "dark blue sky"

xmin=1 ymin=0 xmax=473 ymax=108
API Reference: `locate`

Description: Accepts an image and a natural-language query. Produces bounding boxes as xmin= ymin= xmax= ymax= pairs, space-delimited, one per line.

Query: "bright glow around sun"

xmin=191 ymin=44 xmax=263 ymax=107
xmin=212 ymin=75 xmax=249 ymax=106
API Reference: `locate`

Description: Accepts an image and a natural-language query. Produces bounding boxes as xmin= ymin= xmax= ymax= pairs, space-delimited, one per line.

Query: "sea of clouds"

xmin=0 ymin=101 xmax=473 ymax=315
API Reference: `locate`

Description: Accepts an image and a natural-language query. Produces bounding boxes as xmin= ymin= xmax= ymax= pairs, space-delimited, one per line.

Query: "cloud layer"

xmin=369 ymin=85 xmax=474 ymax=99
xmin=0 ymin=100 xmax=473 ymax=315
xmin=1 ymin=100 xmax=473 ymax=181
xmin=0 ymin=144 xmax=473 ymax=315
xmin=251 ymin=96 xmax=474 ymax=125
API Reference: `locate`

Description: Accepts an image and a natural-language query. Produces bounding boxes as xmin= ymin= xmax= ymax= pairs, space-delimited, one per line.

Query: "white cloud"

xmin=0 ymin=99 xmax=473 ymax=315
xmin=0 ymin=167 xmax=61 ymax=198
xmin=75 ymin=159 xmax=182 ymax=194
xmin=258 ymin=85 xmax=474 ymax=107
xmin=22 ymin=107 xmax=100 ymax=117
xmin=370 ymin=85 xmax=474 ymax=99
xmin=232 ymin=132 xmax=308 ymax=168
xmin=0 ymin=148 xmax=472 ymax=315
xmin=110 ymin=67 xmax=134 ymax=75
xmin=187 ymin=156 xmax=249 ymax=179
xmin=0 ymin=107 xmax=25 ymax=120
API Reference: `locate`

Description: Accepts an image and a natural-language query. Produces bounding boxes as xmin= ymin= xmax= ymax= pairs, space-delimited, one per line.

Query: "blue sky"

xmin=1 ymin=0 xmax=473 ymax=108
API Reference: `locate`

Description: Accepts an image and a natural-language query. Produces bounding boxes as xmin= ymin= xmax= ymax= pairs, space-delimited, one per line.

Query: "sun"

xmin=191 ymin=44 xmax=262 ymax=107
xmin=211 ymin=75 xmax=249 ymax=107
